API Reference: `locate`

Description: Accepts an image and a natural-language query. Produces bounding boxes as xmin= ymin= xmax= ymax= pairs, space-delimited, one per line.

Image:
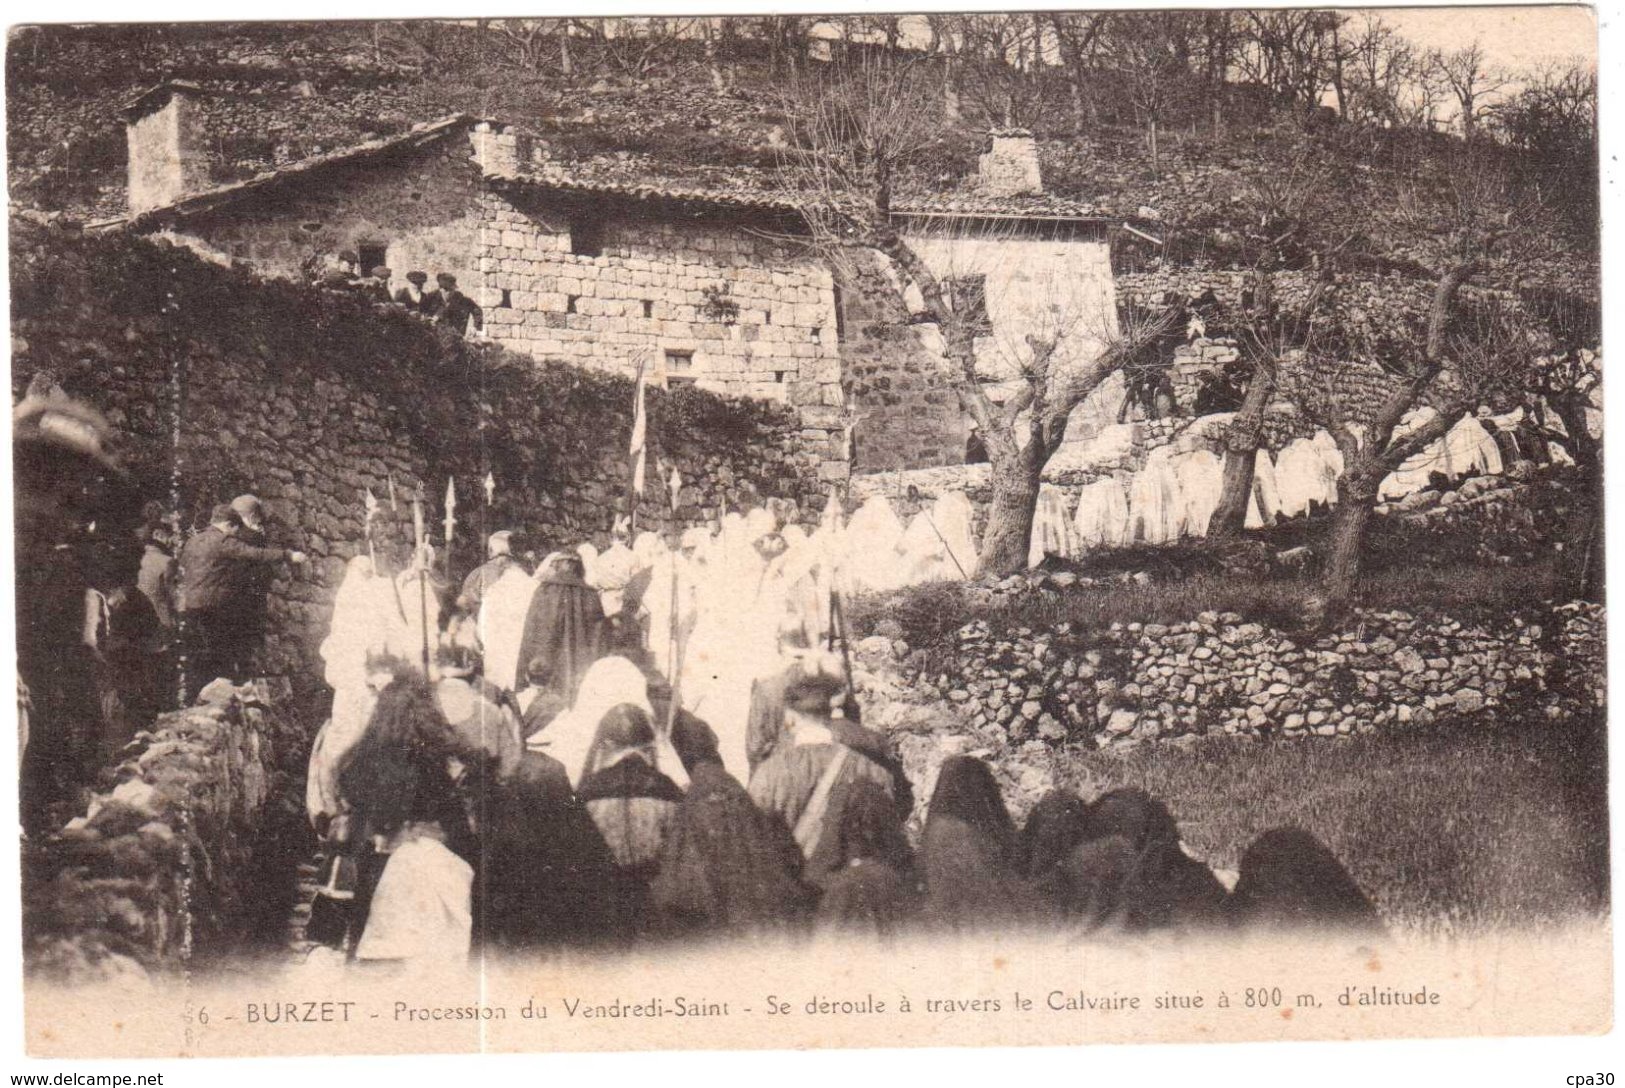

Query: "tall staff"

xmin=663 ymin=464 xmax=684 ymax=738
xmin=443 ymin=476 xmax=458 ymax=582
xmin=626 ymin=351 xmax=650 ymax=537
xmin=412 ymin=497 xmax=430 ymax=678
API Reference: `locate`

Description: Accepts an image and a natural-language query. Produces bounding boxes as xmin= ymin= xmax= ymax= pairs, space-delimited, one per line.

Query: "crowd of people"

xmin=300 ymin=513 xmax=1381 ymax=969
xmin=302 ymin=251 xmax=485 ymax=337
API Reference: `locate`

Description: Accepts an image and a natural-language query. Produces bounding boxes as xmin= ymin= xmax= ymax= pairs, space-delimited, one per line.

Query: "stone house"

xmin=104 ymin=82 xmax=1126 ymax=481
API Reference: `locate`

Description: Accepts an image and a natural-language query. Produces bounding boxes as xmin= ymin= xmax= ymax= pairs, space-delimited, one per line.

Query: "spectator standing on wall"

xmin=395 ymin=270 xmax=432 ymax=312
xmin=231 ymin=494 xmax=281 ymax=676
xmin=436 ymin=273 xmax=484 ymax=337
xmin=419 ymin=274 xmax=446 ymax=319
xmin=361 ymin=266 xmax=394 ymax=304
xmin=178 ymin=503 xmax=306 ymax=700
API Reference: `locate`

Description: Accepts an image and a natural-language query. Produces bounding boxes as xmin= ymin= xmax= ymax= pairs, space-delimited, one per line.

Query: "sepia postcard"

xmin=4 ymin=5 xmax=1610 ymax=1061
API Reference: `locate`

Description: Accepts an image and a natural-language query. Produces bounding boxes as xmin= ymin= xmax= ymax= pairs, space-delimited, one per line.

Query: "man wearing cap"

xmin=435 ymin=273 xmax=484 ymax=337
xmin=230 ymin=494 xmax=280 ymax=674
xmin=457 ymin=530 xmax=519 ymax=615
xmin=178 ymin=503 xmax=307 ymax=699
xmin=394 ymin=270 xmax=432 ymax=313
xmin=358 ymin=266 xmax=393 ymax=304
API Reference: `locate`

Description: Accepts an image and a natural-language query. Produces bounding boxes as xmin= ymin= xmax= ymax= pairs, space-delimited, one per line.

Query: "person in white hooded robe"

xmin=1029 ymin=483 xmax=1081 ymax=567
xmin=1073 ymin=478 xmax=1130 ymax=549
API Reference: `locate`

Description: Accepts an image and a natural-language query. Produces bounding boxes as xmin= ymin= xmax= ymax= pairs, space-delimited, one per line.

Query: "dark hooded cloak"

xmin=649 ymin=763 xmax=811 ymax=938
xmin=919 ymin=756 xmax=1044 ymax=930
xmin=515 ymin=556 xmax=604 ymax=701
xmin=1225 ymin=827 xmax=1382 ymax=935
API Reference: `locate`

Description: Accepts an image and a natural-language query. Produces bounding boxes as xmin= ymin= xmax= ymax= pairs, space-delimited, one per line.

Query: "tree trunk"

xmin=1208 ymin=361 xmax=1274 ymax=537
xmin=1322 ymin=477 xmax=1375 ymax=614
xmin=1210 ymin=445 xmax=1260 ymax=539
xmin=976 ymin=440 xmax=1045 ymax=577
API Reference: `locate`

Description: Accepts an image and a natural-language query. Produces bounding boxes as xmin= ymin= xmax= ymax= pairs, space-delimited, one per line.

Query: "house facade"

xmin=110 ymin=83 xmax=1124 ymax=483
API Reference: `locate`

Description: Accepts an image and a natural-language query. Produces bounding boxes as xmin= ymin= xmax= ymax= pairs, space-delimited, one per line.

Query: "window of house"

xmin=831 ymin=283 xmax=846 ymax=340
xmin=643 ymin=300 xmax=654 ymax=319
xmin=498 ymin=289 xmax=512 ymax=308
xmin=566 ymin=295 xmax=579 ymax=314
xmin=570 ymin=216 xmax=606 ymax=258
xmin=664 ymin=349 xmax=697 ymax=387
xmin=357 ymin=241 xmax=388 ymax=277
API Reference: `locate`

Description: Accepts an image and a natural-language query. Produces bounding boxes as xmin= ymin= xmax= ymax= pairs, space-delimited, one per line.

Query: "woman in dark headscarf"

xmin=649 ymin=763 xmax=811 ymax=939
xmin=1019 ymin=789 xmax=1092 ymax=901
xmin=515 ymin=553 xmax=604 ymax=702
xmin=920 ymin=756 xmax=1044 ymax=930
xmin=576 ymin=703 xmax=685 ymax=938
xmin=1225 ymin=827 xmax=1382 ymax=936
xmin=1057 ymin=787 xmax=1228 ymax=936
xmin=335 ymin=669 xmax=477 ymax=967
xmin=811 ymin=779 xmax=919 ymax=941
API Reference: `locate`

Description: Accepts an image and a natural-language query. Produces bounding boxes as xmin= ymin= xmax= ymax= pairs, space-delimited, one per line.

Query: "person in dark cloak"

xmin=919 ymin=756 xmax=1045 ymax=930
xmin=515 ymin=553 xmax=605 ymax=702
xmin=1224 ymin=827 xmax=1382 ymax=936
xmin=576 ymin=703 xmax=685 ymax=939
xmin=749 ymin=672 xmax=898 ymax=869
xmin=649 ymin=763 xmax=811 ymax=939
xmin=808 ymin=779 xmax=918 ymax=941
xmin=1056 ymin=787 xmax=1229 ymax=935
xmin=516 ymin=656 xmax=569 ymax=739
xmin=1018 ymin=789 xmax=1092 ymax=906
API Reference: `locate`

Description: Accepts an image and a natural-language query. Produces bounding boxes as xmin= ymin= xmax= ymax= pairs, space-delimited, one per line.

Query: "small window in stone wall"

xmin=357 ymin=241 xmax=388 ymax=277
xmin=643 ymin=300 xmax=654 ymax=319
xmin=570 ymin=216 xmax=606 ymax=258
xmin=831 ymin=283 xmax=846 ymax=340
xmin=499 ymin=289 xmax=512 ymax=308
xmin=567 ymin=295 xmax=579 ymax=314
xmin=774 ymin=370 xmax=786 ymax=383
xmin=664 ymin=349 xmax=697 ymax=388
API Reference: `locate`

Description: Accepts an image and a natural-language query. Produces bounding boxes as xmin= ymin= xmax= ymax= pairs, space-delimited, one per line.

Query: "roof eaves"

xmin=125 ymin=113 xmax=475 ymax=230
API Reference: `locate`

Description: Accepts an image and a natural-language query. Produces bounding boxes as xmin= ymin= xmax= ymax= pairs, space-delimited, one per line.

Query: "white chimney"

xmin=470 ymin=121 xmax=522 ymax=178
xmin=121 ymin=81 xmax=214 ymax=216
xmin=977 ymin=128 xmax=1042 ymax=197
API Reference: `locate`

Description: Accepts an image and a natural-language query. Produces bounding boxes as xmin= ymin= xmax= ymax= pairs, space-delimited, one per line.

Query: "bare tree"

xmin=1206 ymin=151 xmax=1352 ymax=538
xmin=1431 ymin=40 xmax=1510 ymax=142
xmin=1306 ymin=151 xmax=1544 ymax=615
xmin=775 ymin=56 xmax=1177 ymax=576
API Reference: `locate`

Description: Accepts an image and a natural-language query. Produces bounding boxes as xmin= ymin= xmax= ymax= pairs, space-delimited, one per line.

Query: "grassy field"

xmin=1046 ymin=706 xmax=1609 ymax=936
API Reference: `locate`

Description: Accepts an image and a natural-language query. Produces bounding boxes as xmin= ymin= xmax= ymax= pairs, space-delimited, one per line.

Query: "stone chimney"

xmin=469 ymin=121 xmax=522 ymax=178
xmin=977 ymin=128 xmax=1042 ymax=197
xmin=121 ymin=81 xmax=215 ymax=216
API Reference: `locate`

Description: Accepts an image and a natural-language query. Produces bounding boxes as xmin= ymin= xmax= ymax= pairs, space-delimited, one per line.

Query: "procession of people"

xmin=295 ymin=494 xmax=1380 ymax=969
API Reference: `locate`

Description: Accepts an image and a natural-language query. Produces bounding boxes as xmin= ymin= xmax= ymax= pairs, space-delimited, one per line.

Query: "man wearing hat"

xmin=230 ymin=494 xmax=281 ymax=673
xmin=178 ymin=503 xmax=307 ymax=700
xmin=394 ymin=270 xmax=432 ymax=313
xmin=360 ymin=266 xmax=393 ymax=304
xmin=14 ymin=389 xmax=132 ymax=833
xmin=435 ymin=272 xmax=484 ymax=337
xmin=457 ymin=529 xmax=519 ymax=615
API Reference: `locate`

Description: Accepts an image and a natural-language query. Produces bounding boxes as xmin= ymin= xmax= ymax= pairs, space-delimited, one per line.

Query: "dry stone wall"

xmin=875 ymin=602 xmax=1599 ymax=750
xmin=11 ymin=219 xmax=826 ymax=691
xmin=23 ymin=680 xmax=309 ymax=982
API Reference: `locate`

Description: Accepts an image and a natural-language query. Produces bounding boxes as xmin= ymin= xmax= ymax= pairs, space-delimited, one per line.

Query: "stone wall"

xmin=878 ymin=603 xmax=1596 ymax=749
xmin=838 ymin=249 xmax=967 ymax=474
xmin=23 ymin=681 xmax=310 ymax=982
xmin=152 ymin=132 xmax=487 ymax=290
xmin=476 ymin=186 xmax=845 ymax=416
xmin=12 ymin=219 xmax=828 ymax=690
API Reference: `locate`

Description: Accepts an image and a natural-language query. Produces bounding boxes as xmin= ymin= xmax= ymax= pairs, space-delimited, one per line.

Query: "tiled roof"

xmin=107 ymin=110 xmax=1124 ymax=232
